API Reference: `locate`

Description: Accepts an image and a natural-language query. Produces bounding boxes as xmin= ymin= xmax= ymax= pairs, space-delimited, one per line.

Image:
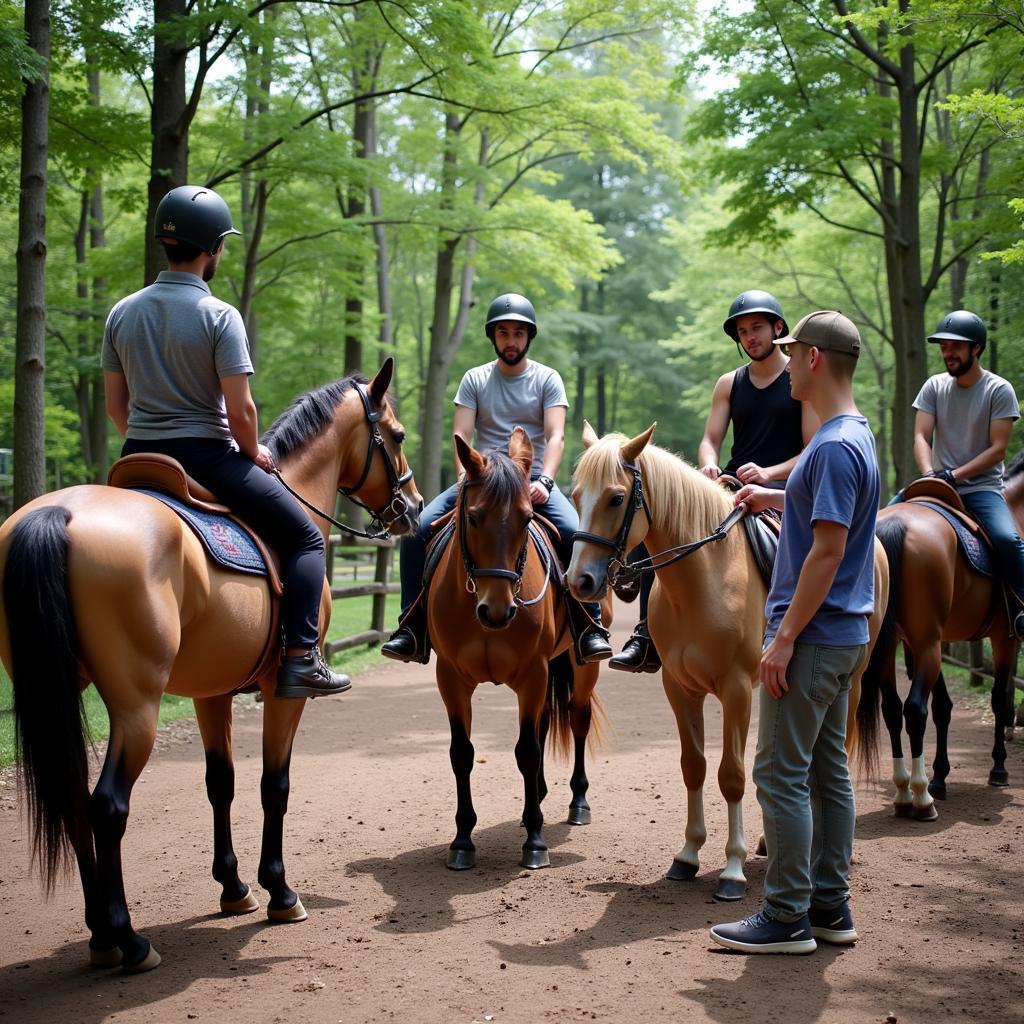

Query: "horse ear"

xmin=508 ymin=426 xmax=533 ymax=478
xmin=621 ymin=422 xmax=656 ymax=463
xmin=368 ymin=357 xmax=394 ymax=407
xmin=455 ymin=433 xmax=485 ymax=480
xmin=582 ymin=419 xmax=599 ymax=448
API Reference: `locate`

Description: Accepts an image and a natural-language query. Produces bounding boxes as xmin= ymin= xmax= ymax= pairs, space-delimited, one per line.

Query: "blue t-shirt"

xmin=765 ymin=414 xmax=880 ymax=645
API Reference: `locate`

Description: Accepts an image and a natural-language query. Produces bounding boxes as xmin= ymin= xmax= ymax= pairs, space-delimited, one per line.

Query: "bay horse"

xmin=0 ymin=359 xmax=421 ymax=973
xmin=566 ymin=422 xmax=887 ymax=901
xmin=429 ymin=427 xmax=610 ymax=870
xmin=857 ymin=478 xmax=1021 ymax=819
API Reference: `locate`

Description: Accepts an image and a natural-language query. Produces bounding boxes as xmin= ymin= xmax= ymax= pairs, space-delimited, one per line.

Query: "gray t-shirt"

xmin=453 ymin=360 xmax=569 ymax=477
xmin=101 ymin=270 xmax=253 ymax=440
xmin=913 ymin=369 xmax=1020 ymax=493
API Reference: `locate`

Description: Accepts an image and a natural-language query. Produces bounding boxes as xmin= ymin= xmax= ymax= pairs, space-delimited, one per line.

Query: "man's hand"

xmin=736 ymin=462 xmax=771 ymax=485
xmin=929 ymin=468 xmax=956 ymax=485
xmin=254 ymin=444 xmax=276 ymax=473
xmin=733 ymin=483 xmax=777 ymax=515
xmin=529 ymin=480 xmax=550 ymax=506
xmin=699 ymin=464 xmax=722 ymax=480
xmin=759 ymin=635 xmax=793 ymax=698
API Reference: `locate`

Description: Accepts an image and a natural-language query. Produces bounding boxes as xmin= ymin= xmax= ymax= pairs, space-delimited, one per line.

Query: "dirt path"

xmin=1 ymin=608 xmax=1022 ymax=1024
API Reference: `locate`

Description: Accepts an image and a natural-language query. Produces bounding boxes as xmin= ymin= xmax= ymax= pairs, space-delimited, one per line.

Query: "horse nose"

xmin=576 ymin=572 xmax=598 ymax=599
xmin=477 ymin=601 xmax=516 ymax=629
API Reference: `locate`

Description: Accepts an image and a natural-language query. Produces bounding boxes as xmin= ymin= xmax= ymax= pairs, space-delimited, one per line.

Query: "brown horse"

xmin=0 ymin=360 xmax=421 ymax=973
xmin=566 ymin=422 xmax=887 ymax=901
xmin=857 ymin=481 xmax=1021 ymax=819
xmin=428 ymin=427 xmax=609 ymax=870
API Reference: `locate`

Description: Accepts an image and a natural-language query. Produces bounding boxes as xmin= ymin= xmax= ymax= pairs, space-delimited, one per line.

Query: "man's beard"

xmin=747 ymin=345 xmax=774 ymax=362
xmin=946 ymin=350 xmax=975 ymax=378
xmin=495 ymin=341 xmax=529 ymax=366
xmin=202 ymin=261 xmax=218 ymax=282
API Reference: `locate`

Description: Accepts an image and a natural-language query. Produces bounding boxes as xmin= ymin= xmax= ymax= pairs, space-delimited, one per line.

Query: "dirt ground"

xmin=1 ymin=606 xmax=1022 ymax=1024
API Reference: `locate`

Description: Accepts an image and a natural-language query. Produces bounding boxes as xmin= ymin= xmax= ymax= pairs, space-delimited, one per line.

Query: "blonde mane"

xmin=574 ymin=433 xmax=734 ymax=542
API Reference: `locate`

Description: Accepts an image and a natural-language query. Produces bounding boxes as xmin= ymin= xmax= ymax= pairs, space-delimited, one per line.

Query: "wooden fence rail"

xmin=324 ymin=534 xmax=399 ymax=656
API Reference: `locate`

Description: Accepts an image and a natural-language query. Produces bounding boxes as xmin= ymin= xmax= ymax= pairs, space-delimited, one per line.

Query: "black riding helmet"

xmin=485 ymin=293 xmax=538 ymax=340
xmin=722 ymin=289 xmax=788 ymax=341
xmin=154 ymin=185 xmax=241 ymax=255
xmin=927 ymin=309 xmax=986 ymax=353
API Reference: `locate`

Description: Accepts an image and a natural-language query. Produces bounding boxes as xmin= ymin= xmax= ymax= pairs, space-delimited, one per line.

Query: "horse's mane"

xmin=262 ymin=373 xmax=369 ymax=461
xmin=574 ymin=433 xmax=733 ymax=540
xmin=1006 ymin=448 xmax=1024 ymax=483
xmin=459 ymin=447 xmax=529 ymax=508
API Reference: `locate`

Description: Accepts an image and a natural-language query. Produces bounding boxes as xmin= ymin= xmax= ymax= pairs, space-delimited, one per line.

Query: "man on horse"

xmin=102 ymin=184 xmax=351 ymax=700
xmin=612 ymin=289 xmax=817 ymax=673
xmin=711 ymin=310 xmax=879 ymax=954
xmin=380 ymin=292 xmax=613 ymax=666
xmin=912 ymin=309 xmax=1024 ymax=640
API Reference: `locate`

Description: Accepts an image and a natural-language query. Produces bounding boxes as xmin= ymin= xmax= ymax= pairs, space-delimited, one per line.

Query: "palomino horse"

xmin=429 ymin=428 xmax=610 ymax=870
xmin=857 ymin=480 xmax=1020 ymax=819
xmin=0 ymin=360 xmax=421 ymax=972
xmin=567 ymin=422 xmax=887 ymax=901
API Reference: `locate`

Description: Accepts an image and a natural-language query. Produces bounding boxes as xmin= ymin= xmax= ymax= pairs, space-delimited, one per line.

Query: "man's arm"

xmin=103 ymin=370 xmax=130 ymax=438
xmin=698 ymin=372 xmax=735 ymax=478
xmin=913 ymin=409 xmax=936 ymax=476
xmin=452 ymin=404 xmax=477 ymax=476
xmin=736 ymin=401 xmax=821 ymax=485
xmin=531 ymin=404 xmax=566 ymax=505
xmin=760 ymin=518 xmax=849 ymax=698
xmin=950 ymin=417 xmax=1014 ymax=481
xmin=221 ymin=373 xmax=274 ymax=471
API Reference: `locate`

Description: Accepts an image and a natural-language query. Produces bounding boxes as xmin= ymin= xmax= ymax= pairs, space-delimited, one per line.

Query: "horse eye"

xmin=610 ymin=493 xmax=625 ymax=508
xmin=395 ymin=431 xmax=406 ymax=444
xmin=467 ymin=513 xmax=478 ymax=528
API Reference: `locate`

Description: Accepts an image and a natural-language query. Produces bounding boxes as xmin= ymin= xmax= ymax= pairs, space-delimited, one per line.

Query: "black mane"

xmin=460 ymin=446 xmax=529 ymax=508
xmin=262 ymin=374 xmax=369 ymax=461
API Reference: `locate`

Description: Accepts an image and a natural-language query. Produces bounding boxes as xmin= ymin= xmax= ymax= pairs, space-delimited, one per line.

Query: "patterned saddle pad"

xmin=913 ymin=499 xmax=993 ymax=578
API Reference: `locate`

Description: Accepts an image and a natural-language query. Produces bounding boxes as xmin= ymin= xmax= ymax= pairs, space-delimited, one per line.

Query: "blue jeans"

xmin=754 ymin=641 xmax=866 ymax=921
xmin=397 ymin=481 xmax=601 ymax=622
xmin=961 ymin=489 xmax=1024 ymax=603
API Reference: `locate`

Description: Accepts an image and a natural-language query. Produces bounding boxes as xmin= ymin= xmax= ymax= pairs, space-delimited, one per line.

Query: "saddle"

xmin=107 ymin=453 xmax=285 ymax=693
xmin=717 ymin=475 xmax=780 ymax=590
xmin=901 ymin=477 xmax=992 ymax=578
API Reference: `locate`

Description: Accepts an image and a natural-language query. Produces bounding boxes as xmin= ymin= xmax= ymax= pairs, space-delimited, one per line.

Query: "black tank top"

xmin=723 ymin=364 xmax=804 ymax=477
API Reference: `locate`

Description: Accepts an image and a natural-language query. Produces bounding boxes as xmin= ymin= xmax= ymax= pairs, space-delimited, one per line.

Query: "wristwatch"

xmin=537 ymin=474 xmax=555 ymax=493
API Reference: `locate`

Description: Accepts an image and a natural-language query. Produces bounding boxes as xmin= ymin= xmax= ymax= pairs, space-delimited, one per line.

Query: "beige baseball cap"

xmin=774 ymin=310 xmax=861 ymax=357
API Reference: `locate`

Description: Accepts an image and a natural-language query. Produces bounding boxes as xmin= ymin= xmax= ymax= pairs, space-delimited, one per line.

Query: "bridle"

xmin=457 ymin=479 xmax=553 ymax=608
xmin=571 ymin=459 xmax=745 ymax=586
xmin=275 ymin=383 xmax=414 ymax=541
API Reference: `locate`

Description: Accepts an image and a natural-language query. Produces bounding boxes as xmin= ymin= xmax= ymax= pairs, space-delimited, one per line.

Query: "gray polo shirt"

xmin=913 ymin=369 xmax=1020 ymax=493
xmin=101 ymin=271 xmax=253 ymax=440
xmin=453 ymin=360 xmax=568 ymax=477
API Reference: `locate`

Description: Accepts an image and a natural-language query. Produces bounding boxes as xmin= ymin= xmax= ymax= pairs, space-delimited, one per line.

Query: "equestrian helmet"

xmin=722 ymin=289 xmax=788 ymax=341
xmin=485 ymin=293 xmax=538 ymax=340
xmin=154 ymin=185 xmax=241 ymax=254
xmin=927 ymin=309 xmax=987 ymax=353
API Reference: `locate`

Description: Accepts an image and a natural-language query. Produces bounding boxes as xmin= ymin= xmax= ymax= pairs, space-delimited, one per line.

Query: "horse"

xmin=857 ymin=479 xmax=1021 ymax=820
xmin=0 ymin=359 xmax=421 ymax=973
xmin=428 ymin=427 xmax=610 ymax=870
xmin=566 ymin=421 xmax=887 ymax=901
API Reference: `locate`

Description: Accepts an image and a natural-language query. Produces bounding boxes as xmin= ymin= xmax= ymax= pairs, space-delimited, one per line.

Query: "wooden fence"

xmin=323 ymin=534 xmax=399 ymax=656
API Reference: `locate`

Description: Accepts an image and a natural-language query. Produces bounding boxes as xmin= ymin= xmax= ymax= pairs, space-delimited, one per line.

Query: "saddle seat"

xmin=716 ymin=475 xmax=780 ymax=590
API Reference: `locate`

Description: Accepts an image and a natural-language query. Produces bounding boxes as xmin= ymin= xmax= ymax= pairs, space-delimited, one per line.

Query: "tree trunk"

xmin=14 ymin=0 xmax=49 ymax=507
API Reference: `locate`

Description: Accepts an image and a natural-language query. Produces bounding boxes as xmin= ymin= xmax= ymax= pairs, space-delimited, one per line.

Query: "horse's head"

xmin=455 ymin=426 xmax=535 ymax=630
xmin=567 ymin=420 xmax=656 ymax=600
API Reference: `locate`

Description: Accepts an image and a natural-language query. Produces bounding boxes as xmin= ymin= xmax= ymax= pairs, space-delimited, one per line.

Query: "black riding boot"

xmin=565 ymin=595 xmax=612 ymax=665
xmin=609 ymin=619 xmax=661 ymax=674
xmin=380 ymin=602 xmax=430 ymax=664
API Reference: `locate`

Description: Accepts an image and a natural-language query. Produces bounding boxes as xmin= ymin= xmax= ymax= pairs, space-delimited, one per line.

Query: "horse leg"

xmin=883 ymin=650 xmax=912 ymax=816
xmin=902 ymin=646 xmax=938 ymax=821
xmin=91 ymin=711 xmax=163 ymax=972
xmin=988 ymin=636 xmax=1017 ymax=787
xmin=568 ymin=663 xmax=599 ymax=826
xmin=437 ymin=666 xmax=477 ymax=870
xmin=664 ymin=682 xmax=707 ymax=882
xmin=537 ymin=707 xmax=550 ymax=809
xmin=928 ymin=674 xmax=953 ymax=799
xmin=515 ymin=695 xmax=549 ymax=869
xmin=257 ymin=695 xmax=308 ymax=922
xmin=194 ymin=695 xmax=259 ymax=915
xmin=713 ymin=676 xmax=752 ymax=902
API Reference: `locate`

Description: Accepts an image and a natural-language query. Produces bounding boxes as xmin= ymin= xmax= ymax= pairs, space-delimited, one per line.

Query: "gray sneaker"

xmin=809 ymin=902 xmax=858 ymax=945
xmin=275 ymin=646 xmax=352 ymax=699
xmin=710 ymin=910 xmax=816 ymax=954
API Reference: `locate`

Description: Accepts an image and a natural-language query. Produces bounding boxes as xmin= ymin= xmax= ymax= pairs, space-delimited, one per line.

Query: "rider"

xmin=912 ymin=309 xmax=1024 ymax=640
xmin=380 ymin=293 xmax=613 ymax=665
xmin=102 ymin=184 xmax=351 ymax=700
xmin=611 ymin=289 xmax=818 ymax=672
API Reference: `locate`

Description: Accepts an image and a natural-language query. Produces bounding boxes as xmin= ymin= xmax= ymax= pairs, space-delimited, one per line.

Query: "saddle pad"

xmin=913 ymin=499 xmax=993 ymax=578
xmin=135 ymin=488 xmax=268 ymax=577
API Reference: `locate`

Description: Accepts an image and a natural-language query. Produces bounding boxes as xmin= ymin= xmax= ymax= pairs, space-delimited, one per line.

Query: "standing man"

xmin=103 ymin=185 xmax=351 ymax=700
xmin=612 ymin=289 xmax=817 ymax=673
xmin=381 ymin=293 xmax=612 ymax=665
xmin=711 ymin=310 xmax=879 ymax=954
xmin=912 ymin=310 xmax=1024 ymax=640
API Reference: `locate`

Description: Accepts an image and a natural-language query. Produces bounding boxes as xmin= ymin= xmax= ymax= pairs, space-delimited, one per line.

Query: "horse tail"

xmin=4 ymin=506 xmax=89 ymax=891
xmin=546 ymin=652 xmax=574 ymax=759
xmin=856 ymin=514 xmax=905 ymax=780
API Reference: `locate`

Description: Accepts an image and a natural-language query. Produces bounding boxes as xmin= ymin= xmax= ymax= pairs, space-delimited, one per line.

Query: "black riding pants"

xmin=121 ymin=437 xmax=324 ymax=648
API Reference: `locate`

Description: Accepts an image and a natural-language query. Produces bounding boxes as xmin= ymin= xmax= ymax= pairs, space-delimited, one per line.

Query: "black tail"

xmin=546 ymin=652 xmax=575 ymax=759
xmin=4 ymin=506 xmax=89 ymax=890
xmin=856 ymin=514 xmax=905 ymax=779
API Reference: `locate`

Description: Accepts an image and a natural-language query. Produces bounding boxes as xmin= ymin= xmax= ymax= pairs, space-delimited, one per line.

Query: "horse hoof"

xmin=988 ymin=769 xmax=1009 ymax=787
xmin=665 ymin=859 xmax=699 ymax=882
xmin=928 ymin=781 xmax=947 ymax=800
xmin=268 ymin=897 xmax=308 ymax=923
xmin=754 ymin=835 xmax=767 ymax=857
xmin=893 ymin=802 xmax=913 ymax=818
xmin=911 ymin=804 xmax=938 ymax=822
xmin=713 ymin=878 xmax=747 ymax=902
xmin=88 ymin=945 xmax=123 ymax=969
xmin=447 ymin=849 xmax=476 ymax=871
xmin=122 ymin=946 xmax=162 ymax=974
xmin=221 ymin=885 xmax=260 ymax=915
xmin=521 ymin=848 xmax=550 ymax=870
xmin=568 ymin=806 xmax=592 ymax=826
